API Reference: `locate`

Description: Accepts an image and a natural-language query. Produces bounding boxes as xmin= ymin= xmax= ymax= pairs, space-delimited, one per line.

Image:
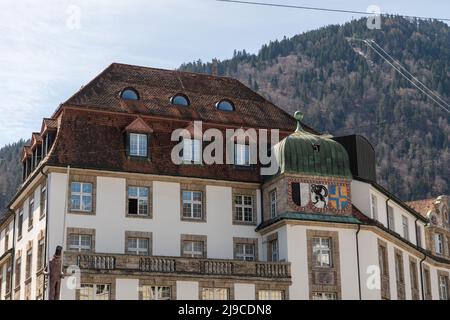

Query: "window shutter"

xmin=125 ymin=132 xmax=130 ymax=157
xmin=291 ymin=182 xmax=301 ymax=206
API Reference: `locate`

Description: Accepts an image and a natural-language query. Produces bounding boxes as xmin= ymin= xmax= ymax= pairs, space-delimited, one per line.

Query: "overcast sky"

xmin=0 ymin=0 xmax=449 ymax=146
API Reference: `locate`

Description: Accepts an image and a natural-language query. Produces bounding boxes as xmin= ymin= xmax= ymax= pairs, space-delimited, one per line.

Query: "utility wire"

xmin=216 ymin=0 xmax=450 ymax=22
xmin=349 ymin=38 xmax=450 ymax=114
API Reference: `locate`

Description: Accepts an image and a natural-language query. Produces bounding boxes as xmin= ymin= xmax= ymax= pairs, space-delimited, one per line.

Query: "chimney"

xmin=211 ymin=58 xmax=219 ymax=76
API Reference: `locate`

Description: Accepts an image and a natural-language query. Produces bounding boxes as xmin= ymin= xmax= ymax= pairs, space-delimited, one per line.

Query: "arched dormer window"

xmin=120 ymin=88 xmax=140 ymax=100
xmin=170 ymin=94 xmax=190 ymax=106
xmin=216 ymin=99 xmax=235 ymax=111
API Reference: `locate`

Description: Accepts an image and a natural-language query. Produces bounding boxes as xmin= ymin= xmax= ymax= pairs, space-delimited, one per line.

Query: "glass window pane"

xmin=82 ymin=183 xmax=92 ymax=193
xmin=71 ymin=182 xmax=81 ymax=193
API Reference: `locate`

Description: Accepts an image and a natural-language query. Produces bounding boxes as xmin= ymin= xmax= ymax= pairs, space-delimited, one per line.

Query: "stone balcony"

xmin=63 ymin=251 xmax=291 ymax=281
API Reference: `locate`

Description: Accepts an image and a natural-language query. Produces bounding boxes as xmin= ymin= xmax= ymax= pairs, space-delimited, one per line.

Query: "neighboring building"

xmin=0 ymin=63 xmax=449 ymax=300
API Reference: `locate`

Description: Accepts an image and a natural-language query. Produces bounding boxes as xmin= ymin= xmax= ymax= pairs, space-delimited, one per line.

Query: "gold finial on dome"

xmin=294 ymin=111 xmax=304 ymax=132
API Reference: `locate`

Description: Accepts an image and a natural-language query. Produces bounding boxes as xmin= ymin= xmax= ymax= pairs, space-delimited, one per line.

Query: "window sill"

xmin=127 ymin=155 xmax=151 ymax=162
xmin=14 ymin=285 xmax=21 ymax=292
xmin=28 ymin=225 xmax=33 ymax=232
xmin=180 ymin=162 xmax=203 ymax=166
xmin=36 ymin=268 xmax=45 ymax=276
xmin=39 ymin=214 xmax=45 ymax=221
xmin=17 ymin=235 xmax=23 ymax=242
xmin=25 ymin=277 xmax=32 ymax=285
xmin=126 ymin=213 xmax=152 ymax=219
xmin=68 ymin=210 xmax=96 ymax=216
xmin=181 ymin=217 xmax=206 ymax=223
xmin=232 ymin=220 xmax=257 ymax=226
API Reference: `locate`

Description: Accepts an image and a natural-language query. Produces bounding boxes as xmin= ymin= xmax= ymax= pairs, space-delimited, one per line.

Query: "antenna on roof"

xmin=211 ymin=58 xmax=219 ymax=76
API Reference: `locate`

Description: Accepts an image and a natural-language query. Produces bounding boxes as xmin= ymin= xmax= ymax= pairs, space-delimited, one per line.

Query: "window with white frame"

xmin=269 ymin=189 xmax=277 ymax=218
xmin=234 ymin=195 xmax=253 ymax=222
xmin=258 ymin=290 xmax=283 ymax=300
xmin=395 ymin=253 xmax=404 ymax=283
xmin=68 ymin=234 xmax=92 ymax=252
xmin=17 ymin=209 xmax=23 ymax=239
xmin=25 ymin=248 xmax=32 ymax=279
xmin=40 ymin=184 xmax=47 ymax=218
xmin=402 ymin=216 xmax=409 ymax=241
xmin=127 ymin=237 xmax=149 ymax=255
xmin=312 ymin=237 xmax=332 ymax=267
xmin=235 ymin=243 xmax=255 ymax=261
xmin=70 ymin=182 xmax=92 ymax=212
xmin=201 ymin=288 xmax=229 ymax=300
xmin=79 ymin=284 xmax=110 ymax=300
xmin=312 ymin=292 xmax=337 ymax=300
xmin=183 ymin=138 xmax=201 ymax=163
xmin=4 ymin=231 xmax=9 ymax=252
xmin=435 ymin=233 xmax=444 ymax=254
xmin=234 ymin=143 xmax=250 ymax=166
xmin=128 ymin=186 xmax=149 ymax=216
xmin=370 ymin=194 xmax=378 ymax=220
xmin=28 ymin=198 xmax=34 ymax=229
xmin=141 ymin=286 xmax=171 ymax=300
xmin=182 ymin=240 xmax=204 ymax=258
xmin=129 ymin=133 xmax=148 ymax=157
xmin=182 ymin=191 xmax=203 ymax=219
xmin=270 ymin=239 xmax=279 ymax=262
xmin=387 ymin=205 xmax=395 ymax=231
xmin=416 ymin=225 xmax=423 ymax=247
xmin=439 ymin=275 xmax=449 ymax=300
xmin=37 ymin=238 xmax=45 ymax=270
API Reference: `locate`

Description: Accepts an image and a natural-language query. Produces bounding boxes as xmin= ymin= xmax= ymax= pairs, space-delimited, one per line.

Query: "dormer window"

xmin=120 ymin=88 xmax=140 ymax=100
xmin=170 ymin=94 xmax=190 ymax=106
xmin=216 ymin=99 xmax=235 ymax=111
xmin=129 ymin=133 xmax=148 ymax=157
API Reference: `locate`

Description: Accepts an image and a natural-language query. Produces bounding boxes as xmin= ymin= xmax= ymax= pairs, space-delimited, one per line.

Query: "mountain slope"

xmin=180 ymin=16 xmax=450 ymax=200
xmin=0 ymin=140 xmax=27 ymax=213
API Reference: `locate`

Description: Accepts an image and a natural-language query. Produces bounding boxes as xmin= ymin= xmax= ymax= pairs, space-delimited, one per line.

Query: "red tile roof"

xmin=405 ymin=198 xmax=435 ymax=217
xmin=61 ymin=63 xmax=313 ymax=133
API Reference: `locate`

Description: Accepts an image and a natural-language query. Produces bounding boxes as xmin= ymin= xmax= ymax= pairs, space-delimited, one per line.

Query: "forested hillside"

xmin=0 ymin=140 xmax=26 ymax=213
xmin=180 ymin=16 xmax=450 ymax=201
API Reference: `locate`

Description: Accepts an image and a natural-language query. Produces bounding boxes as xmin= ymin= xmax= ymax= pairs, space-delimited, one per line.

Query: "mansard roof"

xmin=59 ymin=63 xmax=314 ymax=133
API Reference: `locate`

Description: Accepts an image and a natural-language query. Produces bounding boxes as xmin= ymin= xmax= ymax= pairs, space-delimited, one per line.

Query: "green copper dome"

xmin=275 ymin=112 xmax=352 ymax=178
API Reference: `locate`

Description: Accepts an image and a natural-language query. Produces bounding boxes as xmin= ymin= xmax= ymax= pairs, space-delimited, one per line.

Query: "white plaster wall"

xmin=285 ymin=224 xmax=309 ymax=299
xmin=12 ymin=185 xmax=46 ymax=300
xmin=350 ymin=180 xmax=370 ymax=217
xmin=339 ymin=229 xmax=359 ymax=299
xmin=116 ymin=279 xmax=139 ymax=300
xmin=177 ymin=281 xmax=198 ymax=300
xmin=234 ymin=283 xmax=255 ymax=300
xmin=358 ymin=231 xmax=381 ymax=300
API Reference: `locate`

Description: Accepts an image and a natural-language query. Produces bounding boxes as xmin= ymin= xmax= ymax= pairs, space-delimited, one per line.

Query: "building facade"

xmin=0 ymin=63 xmax=449 ymax=300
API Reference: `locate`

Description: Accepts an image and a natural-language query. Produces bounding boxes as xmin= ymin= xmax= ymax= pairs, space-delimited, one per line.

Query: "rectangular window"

xmin=435 ymin=234 xmax=444 ymax=254
xmin=79 ymin=284 xmax=110 ymax=300
xmin=68 ymin=234 xmax=92 ymax=252
xmin=127 ymin=237 xmax=149 ymax=256
xmin=183 ymin=138 xmax=201 ymax=163
xmin=402 ymin=216 xmax=409 ymax=241
xmin=424 ymin=269 xmax=431 ymax=299
xmin=40 ymin=184 xmax=47 ymax=218
xmin=439 ymin=275 xmax=449 ymax=300
xmin=15 ymin=258 xmax=21 ymax=288
xmin=128 ymin=186 xmax=149 ymax=216
xmin=37 ymin=239 xmax=45 ymax=270
xmin=235 ymin=243 xmax=255 ymax=261
xmin=28 ymin=198 xmax=34 ymax=229
xmin=378 ymin=245 xmax=388 ymax=276
xmin=201 ymin=288 xmax=229 ymax=300
xmin=18 ymin=210 xmax=23 ymax=239
xmin=234 ymin=143 xmax=250 ymax=166
xmin=269 ymin=189 xmax=277 ymax=218
xmin=141 ymin=286 xmax=171 ymax=300
xmin=410 ymin=261 xmax=418 ymax=290
xmin=387 ymin=205 xmax=394 ymax=231
xmin=182 ymin=191 xmax=203 ymax=219
xmin=182 ymin=240 xmax=204 ymax=258
xmin=25 ymin=249 xmax=32 ymax=280
xmin=312 ymin=292 xmax=337 ymax=300
xmin=370 ymin=194 xmax=378 ymax=220
xmin=270 ymin=239 xmax=279 ymax=262
xmin=70 ymin=182 xmax=93 ymax=212
xmin=4 ymin=232 xmax=9 ymax=252
xmin=5 ymin=264 xmax=11 ymax=293
xmin=234 ymin=195 xmax=253 ymax=222
xmin=395 ymin=253 xmax=404 ymax=283
xmin=258 ymin=290 xmax=283 ymax=300
xmin=416 ymin=225 xmax=422 ymax=247
xmin=129 ymin=133 xmax=148 ymax=157
xmin=312 ymin=237 xmax=332 ymax=268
